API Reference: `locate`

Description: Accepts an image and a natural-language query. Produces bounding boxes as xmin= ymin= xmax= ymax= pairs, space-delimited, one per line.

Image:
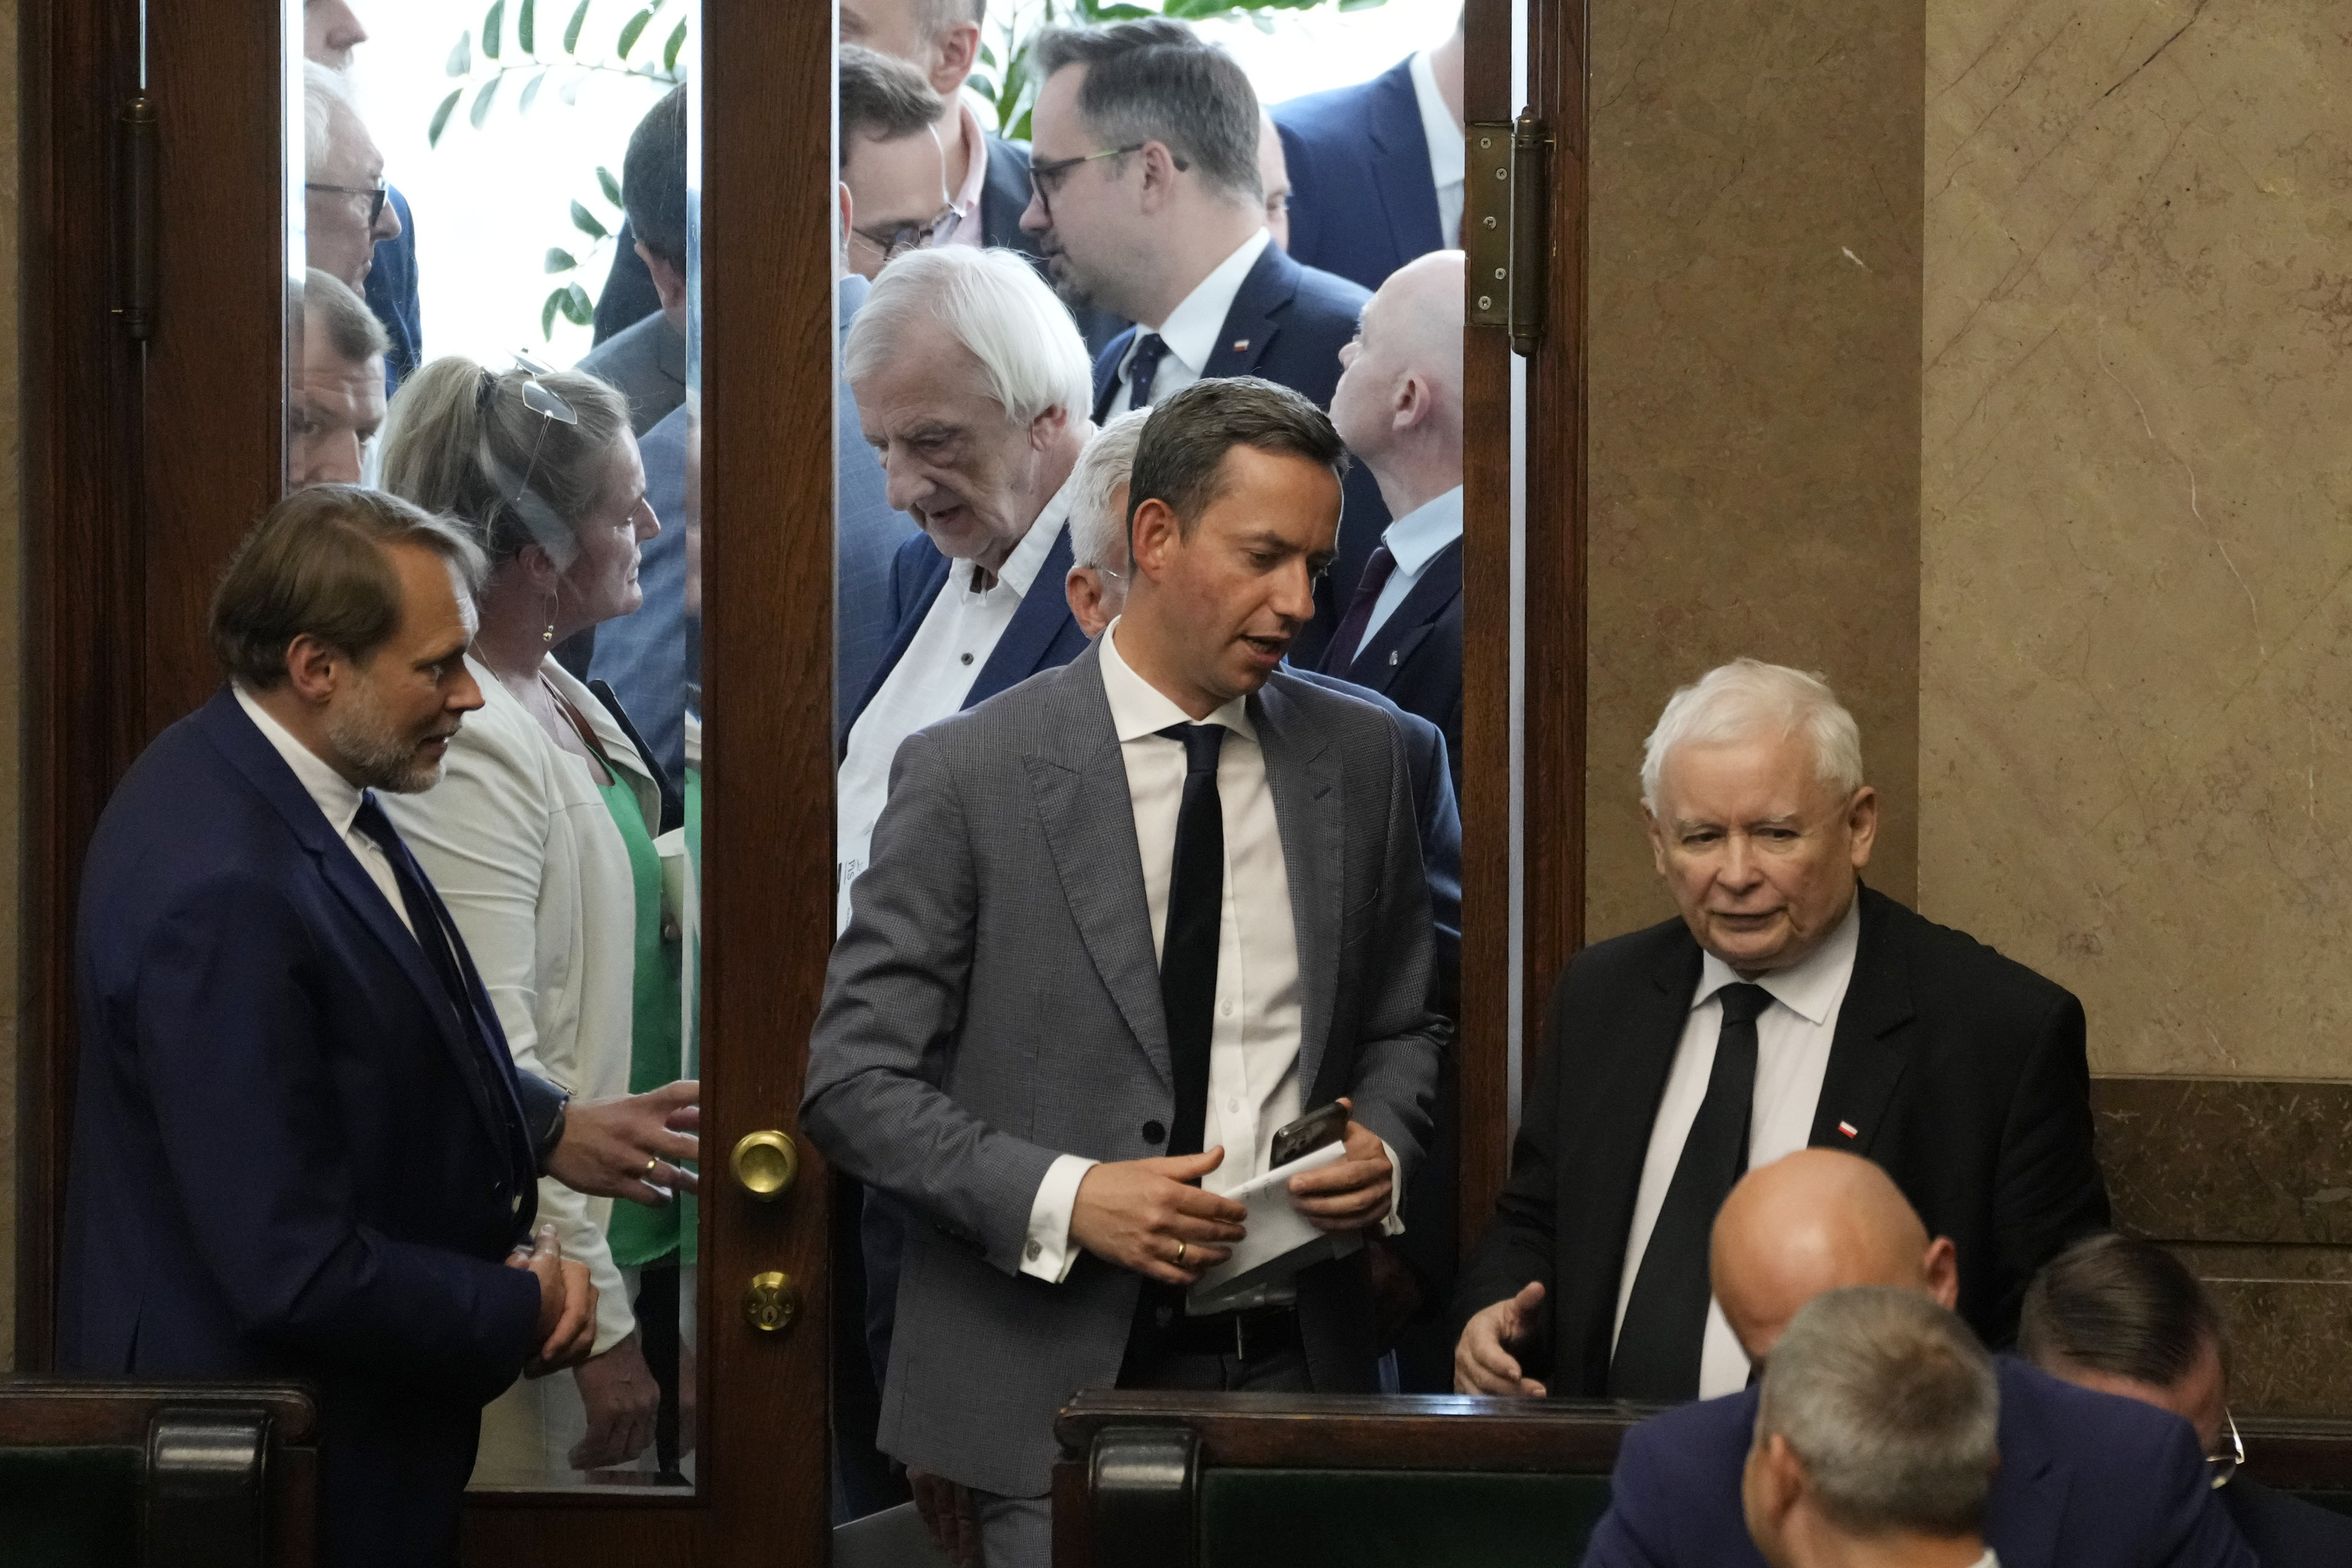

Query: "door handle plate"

xmin=730 ymin=1129 xmax=800 ymax=1200
xmin=744 ymin=1270 xmax=800 ymax=1334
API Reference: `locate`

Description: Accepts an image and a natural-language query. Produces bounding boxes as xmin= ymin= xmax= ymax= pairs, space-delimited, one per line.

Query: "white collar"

xmin=1408 ymin=49 xmax=1466 ymax=192
xmin=1381 ymin=486 xmax=1465 ymax=577
xmin=1099 ymin=616 xmax=1255 ymax=744
xmin=950 ymin=467 xmax=1078 ymax=599
xmin=1145 ymin=227 xmax=1274 ymax=372
xmin=233 ymin=682 xmax=366 ymax=838
xmin=1693 ymin=888 xmax=1863 ymax=1028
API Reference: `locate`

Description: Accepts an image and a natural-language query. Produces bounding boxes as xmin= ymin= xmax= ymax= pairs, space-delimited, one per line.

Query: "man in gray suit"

xmin=578 ymin=85 xmax=687 ymax=436
xmin=804 ymin=377 xmax=1445 ymax=1567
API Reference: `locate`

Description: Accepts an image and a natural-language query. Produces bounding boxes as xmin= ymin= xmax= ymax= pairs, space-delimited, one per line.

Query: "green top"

xmin=596 ymin=765 xmax=696 ymax=1268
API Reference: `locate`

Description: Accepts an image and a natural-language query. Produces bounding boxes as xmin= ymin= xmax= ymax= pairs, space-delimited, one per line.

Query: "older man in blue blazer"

xmin=1271 ymin=14 xmax=1466 ymax=293
xmin=1022 ymin=18 xmax=1390 ymax=669
xmin=1575 ymin=1152 xmax=2254 ymax=1568
xmin=59 ymin=489 xmax=701 ymax=1567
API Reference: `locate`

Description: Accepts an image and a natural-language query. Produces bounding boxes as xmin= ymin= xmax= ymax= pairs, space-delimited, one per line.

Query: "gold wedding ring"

xmin=1175 ymin=1240 xmax=1188 ymax=1264
xmin=645 ymin=1156 xmax=660 ymax=1175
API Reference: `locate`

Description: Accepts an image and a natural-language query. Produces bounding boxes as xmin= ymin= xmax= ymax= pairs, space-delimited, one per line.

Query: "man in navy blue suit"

xmin=1271 ymin=10 xmax=1464 ymax=294
xmin=61 ymin=488 xmax=701 ymax=1567
xmin=1022 ymin=18 xmax=1388 ymax=669
xmin=1576 ymin=1151 xmax=2254 ymax=1568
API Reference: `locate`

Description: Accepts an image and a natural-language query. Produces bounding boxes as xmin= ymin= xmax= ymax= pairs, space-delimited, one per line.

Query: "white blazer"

xmin=385 ymin=655 xmax=659 ymax=1358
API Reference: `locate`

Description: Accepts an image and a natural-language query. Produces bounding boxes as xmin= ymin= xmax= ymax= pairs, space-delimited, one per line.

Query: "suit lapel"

xmin=1807 ymin=888 xmax=1916 ymax=1153
xmin=1364 ymin=61 xmax=1447 ymax=257
xmin=1347 ymin=538 xmax=1462 ymax=691
xmin=1255 ymin=679 xmax=1343 ymax=1099
xmin=1092 ymin=328 xmax=1137 ymax=422
xmin=1200 ymin=245 xmax=1301 ymax=382
xmin=966 ymin=526 xmax=1076 ymax=710
xmin=1024 ymin=647 xmax=1172 ymax=1084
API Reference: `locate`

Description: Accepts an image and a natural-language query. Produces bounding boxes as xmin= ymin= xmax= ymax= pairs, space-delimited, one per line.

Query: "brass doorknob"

xmin=730 ymin=1130 xmax=800 ymax=1200
xmin=744 ymin=1270 xmax=800 ymax=1334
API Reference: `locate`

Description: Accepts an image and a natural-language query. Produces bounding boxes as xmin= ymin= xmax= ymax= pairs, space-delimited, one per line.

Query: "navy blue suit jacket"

xmin=1322 ymin=535 xmax=1462 ymax=801
xmin=363 ymin=187 xmax=422 ymax=395
xmin=1585 ymin=1358 xmax=2254 ymax=1568
xmin=1273 ymin=58 xmax=1448 ymax=294
xmin=61 ymin=689 xmax=544 ymax=1568
xmin=1090 ymin=242 xmax=1386 ymax=669
xmin=2224 ymin=1478 xmax=2352 ymax=1565
xmin=842 ymin=526 xmax=1091 ymax=744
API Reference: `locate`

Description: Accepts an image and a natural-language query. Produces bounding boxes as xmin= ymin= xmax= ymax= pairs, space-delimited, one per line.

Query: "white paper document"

xmin=1185 ymin=1140 xmax=1365 ymax=1315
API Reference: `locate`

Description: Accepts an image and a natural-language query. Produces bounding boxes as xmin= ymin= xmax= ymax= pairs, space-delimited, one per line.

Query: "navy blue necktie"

xmin=1157 ymin=723 xmax=1225 ymax=1158
xmin=1610 ymin=982 xmax=1774 ymax=1401
xmin=1322 ymin=544 xmax=1398 ymax=677
xmin=1127 ymin=333 xmax=1172 ymax=412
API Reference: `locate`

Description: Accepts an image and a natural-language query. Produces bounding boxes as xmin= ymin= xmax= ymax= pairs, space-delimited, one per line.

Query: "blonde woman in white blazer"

xmin=380 ymin=355 xmax=675 ymax=1479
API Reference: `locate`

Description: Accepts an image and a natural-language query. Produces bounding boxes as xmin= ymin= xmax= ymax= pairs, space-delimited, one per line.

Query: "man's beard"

xmin=326 ymin=672 xmax=448 ymax=794
xmin=1044 ymin=245 xmax=1105 ymax=313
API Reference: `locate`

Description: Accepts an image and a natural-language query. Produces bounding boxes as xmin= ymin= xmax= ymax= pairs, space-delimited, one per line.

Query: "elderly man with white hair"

xmin=1452 ymin=659 xmax=2107 ymax=1403
xmin=303 ymin=63 xmax=403 ymax=295
xmin=835 ymin=245 xmax=1095 ymax=929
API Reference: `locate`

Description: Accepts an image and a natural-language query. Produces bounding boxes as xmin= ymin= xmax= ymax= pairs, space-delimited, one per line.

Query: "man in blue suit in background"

xmin=62 ymin=488 xmax=701 ymax=1567
xmin=1023 ymin=18 xmax=1387 ymax=669
xmin=1576 ymin=1151 xmax=2254 ymax=1568
xmin=1271 ymin=9 xmax=1464 ymax=294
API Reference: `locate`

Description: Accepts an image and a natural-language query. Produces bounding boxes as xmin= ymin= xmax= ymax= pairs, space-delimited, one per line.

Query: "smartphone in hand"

xmin=1269 ymin=1101 xmax=1349 ymax=1168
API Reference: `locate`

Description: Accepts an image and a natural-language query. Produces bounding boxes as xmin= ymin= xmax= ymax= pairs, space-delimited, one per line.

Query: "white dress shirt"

xmin=1020 ymin=621 xmax=1402 ymax=1297
xmin=1410 ymin=49 xmax=1467 ymax=246
xmin=1110 ymin=228 xmax=1275 ymax=411
xmin=234 ymin=684 xmax=411 ymax=935
xmin=942 ymin=101 xmax=992 ymax=250
xmin=837 ymin=481 xmax=1076 ymax=931
xmin=1612 ymin=895 xmax=1863 ymax=1397
xmin=1357 ymin=485 xmax=1464 ymax=650
xmin=1968 ymin=1553 xmax=1999 ymax=1568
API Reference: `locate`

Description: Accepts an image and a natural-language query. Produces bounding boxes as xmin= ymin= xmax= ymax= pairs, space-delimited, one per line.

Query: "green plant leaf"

xmin=559 ymin=282 xmax=595 ymax=325
xmin=597 ymin=165 xmax=623 ymax=206
xmin=560 ymin=74 xmax=585 ymax=105
xmin=470 ymin=75 xmax=501 ymax=128
xmin=1335 ymin=0 xmax=1391 ymax=10
xmin=663 ymin=18 xmax=687 ymax=73
xmin=483 ymin=1 xmax=504 ymax=60
xmin=519 ymin=69 xmax=547 ymax=112
xmin=1011 ymin=106 xmax=1033 ymax=142
xmin=968 ymin=73 xmax=996 ymax=101
xmin=543 ymin=288 xmax=564 ymax=339
xmin=446 ymin=30 xmax=473 ymax=76
xmin=563 ymin=0 xmax=591 ymax=53
xmin=617 ymin=7 xmax=652 ymax=57
xmin=428 ymin=88 xmax=463 ymax=146
xmin=570 ymin=199 xmax=610 ymax=239
xmin=518 ymin=0 xmax=536 ymax=53
xmin=980 ymin=43 xmax=997 ymax=67
xmin=546 ymin=246 xmax=579 ymax=272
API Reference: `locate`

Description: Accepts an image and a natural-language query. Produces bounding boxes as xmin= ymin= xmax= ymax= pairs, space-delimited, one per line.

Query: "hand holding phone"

xmin=1270 ymin=1100 xmax=1349 ymax=1168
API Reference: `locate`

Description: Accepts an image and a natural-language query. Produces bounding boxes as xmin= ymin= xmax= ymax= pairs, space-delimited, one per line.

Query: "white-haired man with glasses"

xmin=302 ymin=62 xmax=401 ymax=296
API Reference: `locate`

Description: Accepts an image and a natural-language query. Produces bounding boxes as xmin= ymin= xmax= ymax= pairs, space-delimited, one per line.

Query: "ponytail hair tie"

xmin=476 ymin=368 xmax=497 ymax=412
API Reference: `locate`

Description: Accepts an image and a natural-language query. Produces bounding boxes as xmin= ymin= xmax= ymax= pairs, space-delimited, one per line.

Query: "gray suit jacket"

xmin=576 ymin=308 xmax=685 ymax=436
xmin=802 ymin=640 xmax=1446 ymax=1497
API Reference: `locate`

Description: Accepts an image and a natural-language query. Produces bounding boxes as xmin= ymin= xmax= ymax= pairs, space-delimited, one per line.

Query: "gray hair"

xmin=1756 ymin=1287 xmax=2000 ymax=1539
xmin=1029 ymin=20 xmax=1262 ymax=204
xmin=843 ymin=246 xmax=1092 ymax=426
xmin=295 ymin=267 xmax=390 ymax=365
xmin=303 ymin=61 xmax=355 ymax=173
xmin=1640 ymin=658 xmax=1865 ymax=813
xmin=1069 ymin=408 xmax=1150 ymax=571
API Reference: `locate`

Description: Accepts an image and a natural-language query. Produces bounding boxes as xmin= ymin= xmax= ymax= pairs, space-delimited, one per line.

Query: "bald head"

xmin=1711 ymin=1151 xmax=1960 ymax=1363
xmin=1329 ymin=250 xmax=1464 ymax=518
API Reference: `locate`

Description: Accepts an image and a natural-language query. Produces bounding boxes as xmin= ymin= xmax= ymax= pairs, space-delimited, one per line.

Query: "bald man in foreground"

xmin=1580 ymin=1151 xmax=2254 ymax=1568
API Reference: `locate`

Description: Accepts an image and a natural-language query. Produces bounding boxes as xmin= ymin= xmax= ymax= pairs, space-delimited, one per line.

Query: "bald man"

xmin=1320 ymin=250 xmax=1464 ymax=795
xmin=1576 ymin=1152 xmax=2255 ymax=1568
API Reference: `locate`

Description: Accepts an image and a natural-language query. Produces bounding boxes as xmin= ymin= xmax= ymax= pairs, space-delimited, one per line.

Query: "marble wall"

xmin=1919 ymin=0 xmax=2352 ymax=1079
xmin=1583 ymin=0 xmax=1925 ymax=944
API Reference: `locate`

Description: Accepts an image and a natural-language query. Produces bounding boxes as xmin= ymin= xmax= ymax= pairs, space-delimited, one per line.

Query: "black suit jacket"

xmin=1090 ymin=242 xmax=1386 ymax=668
xmin=1320 ymin=534 xmax=1462 ymax=800
xmin=2224 ymin=1479 xmax=2352 ymax=1566
xmin=1456 ymin=884 xmax=2109 ymax=1392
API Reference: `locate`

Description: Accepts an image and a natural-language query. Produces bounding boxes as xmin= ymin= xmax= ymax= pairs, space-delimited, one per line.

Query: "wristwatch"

xmin=515 ymin=1070 xmax=572 ymax=1175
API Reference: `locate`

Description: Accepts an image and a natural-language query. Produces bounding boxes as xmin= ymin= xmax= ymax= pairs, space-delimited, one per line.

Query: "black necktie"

xmin=1322 ymin=543 xmax=1399 ymax=676
xmin=1610 ymin=981 xmax=1774 ymax=1401
xmin=1127 ymin=333 xmax=1172 ymax=412
xmin=1157 ymin=723 xmax=1225 ymax=1159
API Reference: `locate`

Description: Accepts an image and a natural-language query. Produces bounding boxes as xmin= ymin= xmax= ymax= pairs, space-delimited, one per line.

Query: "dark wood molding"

xmin=1057 ymin=1391 xmax=1642 ymax=1472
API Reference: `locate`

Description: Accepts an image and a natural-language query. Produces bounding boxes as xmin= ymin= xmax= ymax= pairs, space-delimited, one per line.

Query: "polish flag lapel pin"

xmin=1837 ymin=1121 xmax=1860 ymax=1140
xmin=1231 ymin=338 xmax=1252 ymax=353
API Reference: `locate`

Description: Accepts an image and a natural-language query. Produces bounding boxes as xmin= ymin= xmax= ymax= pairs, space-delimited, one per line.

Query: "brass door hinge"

xmin=1466 ymin=110 xmax=1553 ymax=356
xmin=117 ymin=94 xmax=159 ymax=341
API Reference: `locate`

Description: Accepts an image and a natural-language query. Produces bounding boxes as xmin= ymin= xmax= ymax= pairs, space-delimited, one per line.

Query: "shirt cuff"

xmin=1378 ymin=1139 xmax=1405 ymax=1237
xmin=1020 ymin=1154 xmax=1100 ymax=1283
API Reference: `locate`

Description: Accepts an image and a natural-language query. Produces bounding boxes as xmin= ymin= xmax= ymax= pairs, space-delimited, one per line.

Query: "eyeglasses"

xmin=850 ymin=205 xmax=960 ymax=266
xmin=2208 ymin=1411 xmax=2244 ymax=1491
xmin=1028 ymin=144 xmax=1183 ymax=221
xmin=307 ymin=179 xmax=389 ymax=228
xmin=479 ymin=353 xmax=579 ymax=535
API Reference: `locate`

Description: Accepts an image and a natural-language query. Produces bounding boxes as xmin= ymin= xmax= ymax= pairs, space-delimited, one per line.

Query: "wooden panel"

xmin=1056 ymin=1392 xmax=1640 ymax=1473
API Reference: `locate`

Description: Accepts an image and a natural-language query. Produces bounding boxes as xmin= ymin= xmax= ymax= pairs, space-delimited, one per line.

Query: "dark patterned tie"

xmin=1609 ymin=982 xmax=1774 ymax=1401
xmin=1156 ymin=723 xmax=1225 ymax=1158
xmin=1126 ymin=332 xmax=1173 ymax=412
xmin=1321 ymin=543 xmax=1398 ymax=677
